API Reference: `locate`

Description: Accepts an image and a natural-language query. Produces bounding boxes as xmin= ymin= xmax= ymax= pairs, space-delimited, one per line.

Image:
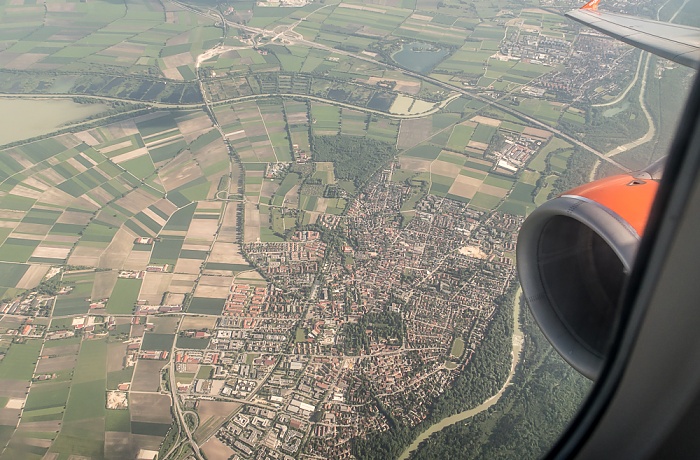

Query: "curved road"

xmin=588 ymin=52 xmax=652 ymax=180
xmin=2 ymin=0 xmax=628 ymax=172
xmin=592 ymin=50 xmax=644 ymax=108
xmin=0 ymin=88 xmax=459 ymax=123
xmin=209 ymin=92 xmax=462 ymax=119
xmin=588 ymin=0 xmax=687 ymax=180
xmin=169 ymin=0 xmax=626 ymax=172
xmin=168 ymin=317 xmax=205 ymax=460
xmin=604 ymin=53 xmax=655 ymax=159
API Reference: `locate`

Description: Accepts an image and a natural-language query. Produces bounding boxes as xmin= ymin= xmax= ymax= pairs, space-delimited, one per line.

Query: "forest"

xmin=409 ymin=302 xmax=591 ymax=460
xmin=312 ymin=135 xmax=396 ymax=188
xmin=548 ymin=147 xmax=597 ymax=199
xmin=352 ymin=285 xmax=517 ymax=459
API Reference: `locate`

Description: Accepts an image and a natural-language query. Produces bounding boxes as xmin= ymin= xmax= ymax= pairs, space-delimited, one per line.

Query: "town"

xmin=0 ymin=166 xmax=520 ymax=459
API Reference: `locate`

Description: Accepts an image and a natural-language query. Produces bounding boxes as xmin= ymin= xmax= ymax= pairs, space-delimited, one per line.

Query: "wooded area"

xmin=548 ymin=147 xmax=596 ymax=199
xmin=342 ymin=310 xmax=405 ymax=354
xmin=312 ymin=135 xmax=396 ymax=188
xmin=410 ymin=302 xmax=590 ymax=459
xmin=352 ymin=285 xmax=517 ymax=459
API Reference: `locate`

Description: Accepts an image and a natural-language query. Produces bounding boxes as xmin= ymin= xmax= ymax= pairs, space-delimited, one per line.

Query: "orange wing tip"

xmin=581 ymin=0 xmax=600 ymax=11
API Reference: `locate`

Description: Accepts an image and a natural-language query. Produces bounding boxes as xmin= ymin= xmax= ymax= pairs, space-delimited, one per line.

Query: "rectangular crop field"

xmin=0 ymin=339 xmax=42 ymax=381
xmin=141 ymin=333 xmax=174 ymax=351
xmin=105 ymin=278 xmax=143 ymax=314
xmin=187 ymin=297 xmax=224 ymax=315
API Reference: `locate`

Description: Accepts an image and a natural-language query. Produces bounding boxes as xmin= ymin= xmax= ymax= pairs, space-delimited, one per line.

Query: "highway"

xmin=168 ymin=0 xmax=628 ymax=171
xmin=0 ymin=0 xmax=632 ymax=174
xmin=168 ymin=318 xmax=205 ymax=460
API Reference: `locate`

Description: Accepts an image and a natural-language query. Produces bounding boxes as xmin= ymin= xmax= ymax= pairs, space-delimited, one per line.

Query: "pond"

xmin=392 ymin=42 xmax=451 ymax=73
xmin=0 ymin=98 xmax=108 ymax=145
xmin=602 ymin=101 xmax=630 ymax=118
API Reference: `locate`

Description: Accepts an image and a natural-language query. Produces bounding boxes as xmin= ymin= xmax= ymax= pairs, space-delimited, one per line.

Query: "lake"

xmin=0 ymin=98 xmax=109 ymax=145
xmin=392 ymin=42 xmax=451 ymax=73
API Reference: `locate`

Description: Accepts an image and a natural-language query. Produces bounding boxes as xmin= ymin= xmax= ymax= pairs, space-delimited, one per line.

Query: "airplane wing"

xmin=566 ymin=0 xmax=700 ymax=69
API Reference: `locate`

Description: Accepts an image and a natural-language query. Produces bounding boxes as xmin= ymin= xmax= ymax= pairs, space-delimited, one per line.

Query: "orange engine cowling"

xmin=516 ymin=159 xmax=663 ymax=380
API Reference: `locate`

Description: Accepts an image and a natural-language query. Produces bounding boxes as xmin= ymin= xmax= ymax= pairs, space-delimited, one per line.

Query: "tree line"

xmin=409 ymin=301 xmax=590 ymax=460
xmin=351 ymin=284 xmax=517 ymax=459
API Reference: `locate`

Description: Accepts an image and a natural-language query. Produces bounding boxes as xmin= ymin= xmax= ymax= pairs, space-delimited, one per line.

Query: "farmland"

xmin=0 ymin=101 xmax=237 ymax=457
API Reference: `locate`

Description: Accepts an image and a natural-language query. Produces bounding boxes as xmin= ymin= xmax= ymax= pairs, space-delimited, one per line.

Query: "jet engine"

xmin=517 ymin=159 xmax=664 ymax=380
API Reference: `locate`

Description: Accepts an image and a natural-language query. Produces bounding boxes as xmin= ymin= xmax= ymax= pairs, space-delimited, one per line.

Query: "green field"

xmin=204 ymin=262 xmax=252 ymax=272
xmin=498 ymin=200 xmax=532 ymax=216
xmin=271 ymin=173 xmax=301 ymax=207
xmin=535 ymin=175 xmax=558 ymax=206
xmin=122 ymin=155 xmax=156 ymax=180
xmin=528 ymin=137 xmax=573 ymax=172
xmin=105 ymin=408 xmax=131 ymax=432
xmin=188 ymin=297 xmax=224 ymax=315
xmin=515 ymin=99 xmax=563 ymax=125
xmin=450 ymin=337 xmax=465 ymax=358
xmin=312 ymin=162 xmax=336 ymax=184
xmin=176 ymin=336 xmax=210 ymax=349
xmin=447 ymin=124 xmax=475 ymax=151
xmin=470 ymin=192 xmax=503 ymax=210
xmin=24 ymin=381 xmax=71 ymax=412
xmin=196 ymin=365 xmax=213 ymax=379
xmin=141 ymin=333 xmax=175 ymax=351
xmin=404 ymin=144 xmax=441 ymax=160
xmin=0 ymin=238 xmax=40 ymax=263
xmin=53 ymin=274 xmax=95 ymax=316
xmin=107 ymin=367 xmax=134 ymax=390
xmin=49 ymin=338 xmax=108 ymax=457
xmin=106 ymin=278 xmax=142 ymax=314
xmin=131 ymin=421 xmax=171 ymax=437
xmin=164 ymin=203 xmax=197 ymax=232
xmin=0 ymin=262 xmax=29 ymax=288
xmin=509 ymin=183 xmax=536 ymax=202
xmin=471 ymin=124 xmax=496 ymax=144
xmin=150 ymin=237 xmax=184 ymax=266
xmin=0 ymin=339 xmax=42 ymax=381
xmin=483 ymin=175 xmax=514 ymax=189
xmin=465 ymin=159 xmax=492 ymax=172
xmin=73 ymin=339 xmax=107 ymax=384
xmin=459 ymin=169 xmax=488 ymax=180
xmin=311 ymin=104 xmax=340 ymax=134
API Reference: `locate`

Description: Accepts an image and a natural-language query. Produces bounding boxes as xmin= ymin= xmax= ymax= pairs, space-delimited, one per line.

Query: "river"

xmin=0 ymin=98 xmax=108 ymax=145
xmin=398 ymin=289 xmax=524 ymax=459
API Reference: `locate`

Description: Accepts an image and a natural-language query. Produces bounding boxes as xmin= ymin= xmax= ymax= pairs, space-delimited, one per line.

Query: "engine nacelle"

xmin=517 ymin=161 xmax=663 ymax=380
